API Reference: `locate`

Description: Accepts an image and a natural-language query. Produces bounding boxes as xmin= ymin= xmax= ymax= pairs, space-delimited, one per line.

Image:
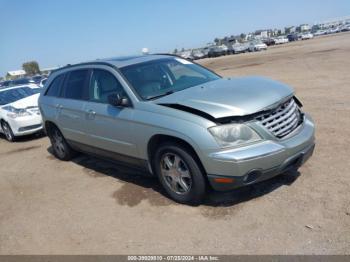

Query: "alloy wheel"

xmin=2 ymin=123 xmax=13 ymax=141
xmin=52 ymin=129 xmax=65 ymax=158
xmin=160 ymin=153 xmax=192 ymax=195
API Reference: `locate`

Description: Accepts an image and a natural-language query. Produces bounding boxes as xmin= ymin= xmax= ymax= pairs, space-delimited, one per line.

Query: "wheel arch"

xmin=0 ymin=118 xmax=6 ymax=131
xmin=147 ymin=134 xmax=208 ymax=177
xmin=44 ymin=120 xmax=61 ymax=136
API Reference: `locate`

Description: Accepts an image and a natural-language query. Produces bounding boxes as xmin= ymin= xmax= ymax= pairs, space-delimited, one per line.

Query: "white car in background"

xmin=39 ymin=78 xmax=48 ymax=88
xmin=314 ymin=30 xmax=327 ymax=36
xmin=248 ymin=40 xmax=267 ymax=52
xmin=231 ymin=43 xmax=248 ymax=54
xmin=274 ymin=36 xmax=289 ymax=44
xmin=218 ymin=44 xmax=229 ymax=54
xmin=300 ymin=32 xmax=314 ymax=40
xmin=13 ymin=83 xmax=42 ymax=90
xmin=191 ymin=49 xmax=206 ymax=60
xmin=0 ymin=86 xmax=43 ymax=141
xmin=179 ymin=50 xmax=194 ymax=60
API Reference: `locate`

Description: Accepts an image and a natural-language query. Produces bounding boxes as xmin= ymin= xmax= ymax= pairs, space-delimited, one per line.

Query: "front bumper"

xmin=7 ymin=114 xmax=43 ymax=136
xmin=204 ymin=114 xmax=315 ymax=191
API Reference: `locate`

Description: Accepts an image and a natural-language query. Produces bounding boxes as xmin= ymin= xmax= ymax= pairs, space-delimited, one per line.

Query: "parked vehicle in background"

xmin=11 ymin=77 xmax=35 ymax=86
xmin=218 ymin=44 xmax=229 ymax=55
xmin=179 ymin=50 xmax=194 ymax=60
xmin=201 ymin=47 xmax=209 ymax=58
xmin=300 ymin=32 xmax=314 ymax=40
xmin=287 ymin=34 xmax=299 ymax=42
xmin=326 ymin=27 xmax=341 ymax=34
xmin=39 ymin=78 xmax=48 ymax=88
xmin=0 ymin=86 xmax=43 ymax=141
xmin=191 ymin=49 xmax=206 ymax=60
xmin=262 ymin=38 xmax=275 ymax=46
xmin=340 ymin=24 xmax=350 ymax=32
xmin=230 ymin=43 xmax=248 ymax=54
xmin=39 ymin=55 xmax=315 ymax=204
xmin=0 ymin=80 xmax=13 ymax=88
xmin=313 ymin=30 xmax=327 ymax=36
xmin=274 ymin=36 xmax=289 ymax=45
xmin=11 ymin=81 xmax=41 ymax=90
xmin=31 ymin=75 xmax=45 ymax=84
xmin=248 ymin=40 xmax=267 ymax=52
xmin=208 ymin=46 xmax=226 ymax=57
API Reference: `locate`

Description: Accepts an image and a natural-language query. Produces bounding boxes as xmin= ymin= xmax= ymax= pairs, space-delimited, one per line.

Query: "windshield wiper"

xmin=146 ymin=91 xmax=174 ymax=100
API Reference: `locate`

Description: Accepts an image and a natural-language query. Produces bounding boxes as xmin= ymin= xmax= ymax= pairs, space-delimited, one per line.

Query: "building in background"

xmin=254 ymin=30 xmax=269 ymax=39
xmin=278 ymin=28 xmax=286 ymax=35
xmin=299 ymin=24 xmax=311 ymax=32
xmin=285 ymin=26 xmax=296 ymax=34
xmin=6 ymin=70 xmax=26 ymax=80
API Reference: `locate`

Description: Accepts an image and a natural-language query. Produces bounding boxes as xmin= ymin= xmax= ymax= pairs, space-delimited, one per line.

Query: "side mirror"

xmin=108 ymin=93 xmax=129 ymax=107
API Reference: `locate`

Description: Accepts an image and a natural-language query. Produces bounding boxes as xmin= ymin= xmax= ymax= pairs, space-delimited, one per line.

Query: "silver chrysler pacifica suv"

xmin=39 ymin=55 xmax=315 ymax=205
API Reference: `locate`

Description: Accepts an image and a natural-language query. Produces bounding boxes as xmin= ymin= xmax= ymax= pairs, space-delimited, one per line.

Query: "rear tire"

xmin=48 ymin=125 xmax=76 ymax=161
xmin=153 ymin=142 xmax=206 ymax=205
xmin=1 ymin=121 xmax=15 ymax=142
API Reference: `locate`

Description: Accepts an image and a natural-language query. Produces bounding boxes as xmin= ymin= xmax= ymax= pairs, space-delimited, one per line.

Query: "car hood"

xmin=156 ymin=77 xmax=293 ymax=119
xmin=6 ymin=94 xmax=40 ymax=109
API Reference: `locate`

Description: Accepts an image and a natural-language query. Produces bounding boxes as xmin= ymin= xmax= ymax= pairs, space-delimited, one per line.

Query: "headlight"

xmin=208 ymin=123 xmax=262 ymax=148
xmin=3 ymin=106 xmax=31 ymax=118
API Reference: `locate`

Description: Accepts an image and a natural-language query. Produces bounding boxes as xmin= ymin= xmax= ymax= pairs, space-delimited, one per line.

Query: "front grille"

xmin=256 ymin=98 xmax=302 ymax=138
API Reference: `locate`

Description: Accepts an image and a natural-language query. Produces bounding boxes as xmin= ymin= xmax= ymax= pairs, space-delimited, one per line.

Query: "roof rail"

xmin=51 ymin=61 xmax=117 ymax=74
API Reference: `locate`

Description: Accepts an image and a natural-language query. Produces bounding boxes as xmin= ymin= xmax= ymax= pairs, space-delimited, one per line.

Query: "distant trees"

xmin=22 ymin=61 xmax=40 ymax=76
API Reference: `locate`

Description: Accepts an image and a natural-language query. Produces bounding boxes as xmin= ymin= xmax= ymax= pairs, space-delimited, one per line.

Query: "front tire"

xmin=48 ymin=126 xmax=76 ymax=161
xmin=153 ymin=143 xmax=206 ymax=205
xmin=1 ymin=121 xmax=15 ymax=142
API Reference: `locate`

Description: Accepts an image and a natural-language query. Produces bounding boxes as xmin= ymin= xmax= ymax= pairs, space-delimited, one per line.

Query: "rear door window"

xmin=61 ymin=69 xmax=90 ymax=100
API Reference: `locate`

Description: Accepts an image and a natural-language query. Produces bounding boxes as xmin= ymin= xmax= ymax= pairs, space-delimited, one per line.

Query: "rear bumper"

xmin=203 ymin=114 xmax=315 ymax=191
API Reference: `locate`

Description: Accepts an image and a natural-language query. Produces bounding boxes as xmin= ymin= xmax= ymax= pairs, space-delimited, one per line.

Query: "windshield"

xmin=120 ymin=58 xmax=220 ymax=100
xmin=0 ymin=87 xmax=37 ymax=105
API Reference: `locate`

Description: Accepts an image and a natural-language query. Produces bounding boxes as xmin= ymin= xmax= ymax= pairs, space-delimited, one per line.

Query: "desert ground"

xmin=0 ymin=32 xmax=349 ymax=254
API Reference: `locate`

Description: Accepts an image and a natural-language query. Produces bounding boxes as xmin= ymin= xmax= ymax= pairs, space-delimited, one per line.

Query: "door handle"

xmin=86 ymin=109 xmax=96 ymax=115
xmin=55 ymin=104 xmax=63 ymax=110
xmin=86 ymin=109 xmax=96 ymax=119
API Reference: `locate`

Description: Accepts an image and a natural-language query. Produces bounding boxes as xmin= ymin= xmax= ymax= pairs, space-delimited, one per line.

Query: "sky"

xmin=0 ymin=0 xmax=349 ymax=77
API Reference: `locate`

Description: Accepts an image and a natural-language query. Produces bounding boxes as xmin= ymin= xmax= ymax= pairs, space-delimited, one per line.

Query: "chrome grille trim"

xmin=256 ymin=98 xmax=302 ymax=138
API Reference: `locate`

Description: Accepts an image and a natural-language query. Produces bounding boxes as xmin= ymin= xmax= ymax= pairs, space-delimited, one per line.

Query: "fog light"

xmin=243 ymin=170 xmax=262 ymax=184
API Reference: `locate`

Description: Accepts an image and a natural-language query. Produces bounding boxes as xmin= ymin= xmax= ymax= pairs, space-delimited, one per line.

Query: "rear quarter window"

xmin=45 ymin=74 xmax=65 ymax=97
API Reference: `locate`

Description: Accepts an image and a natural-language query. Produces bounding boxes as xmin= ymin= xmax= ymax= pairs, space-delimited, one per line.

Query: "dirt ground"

xmin=0 ymin=32 xmax=349 ymax=255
